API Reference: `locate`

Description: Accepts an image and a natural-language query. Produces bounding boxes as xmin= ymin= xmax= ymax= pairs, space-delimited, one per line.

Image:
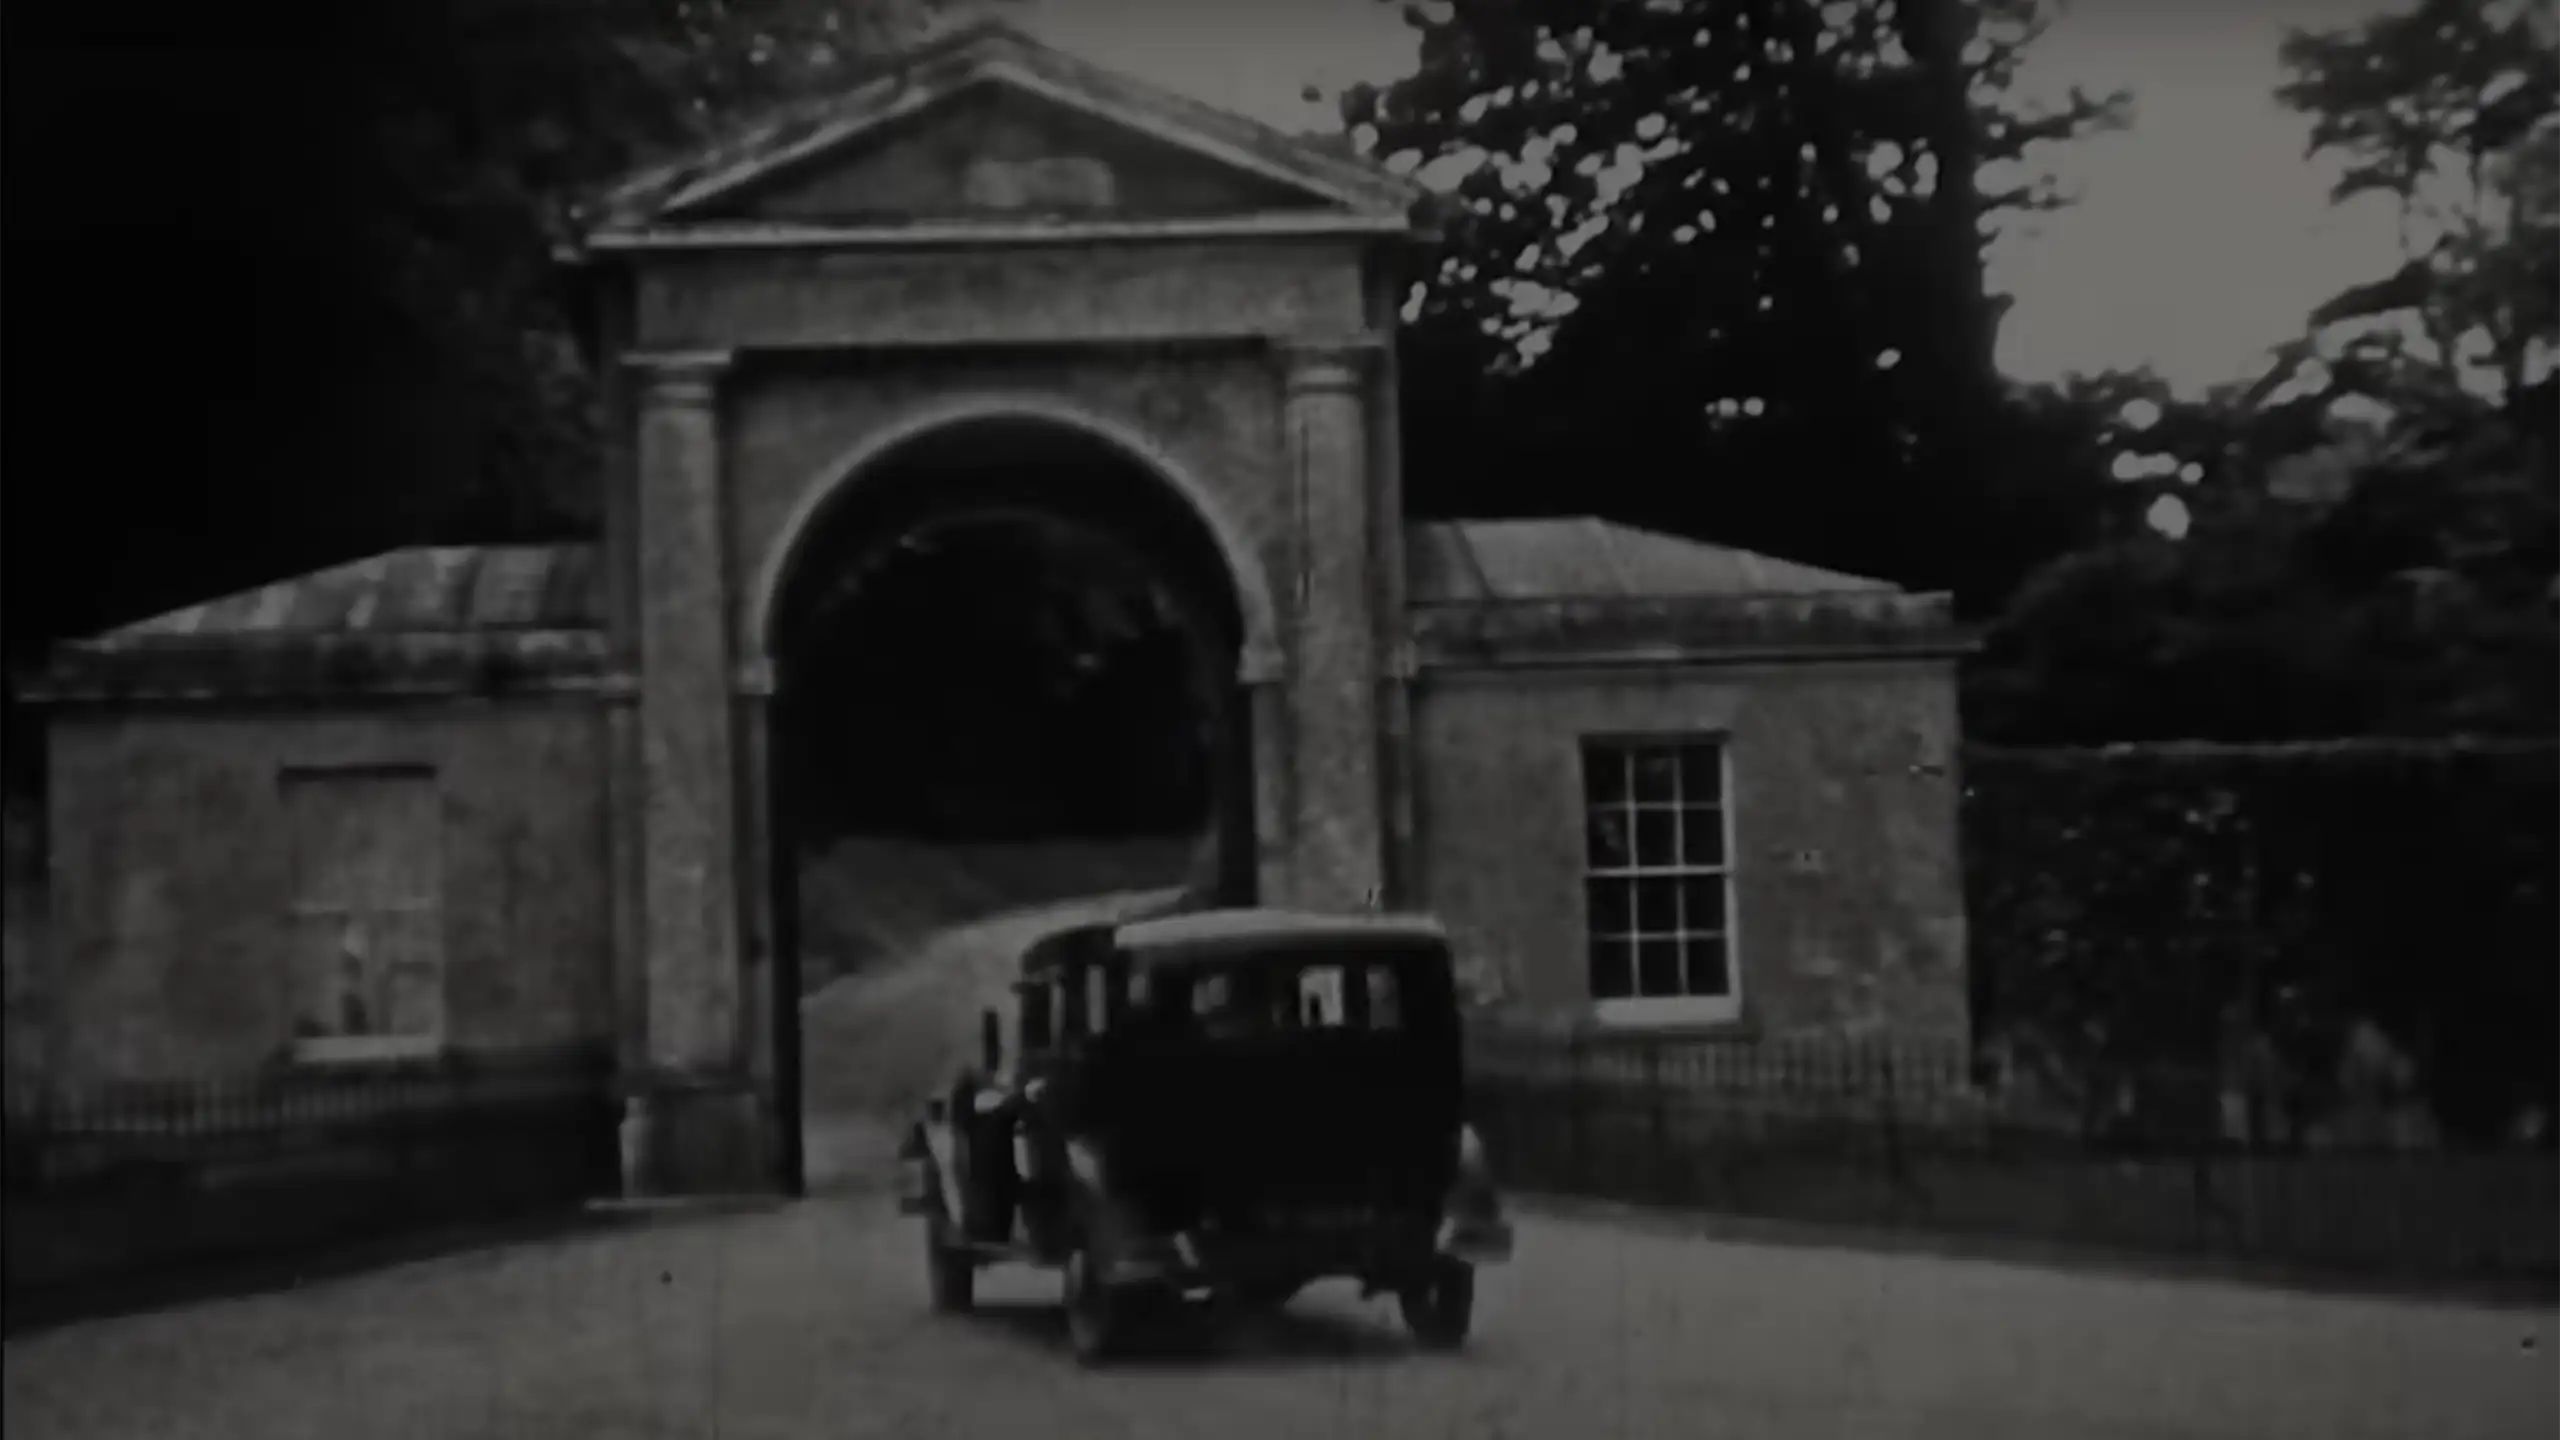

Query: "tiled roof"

xmin=34 ymin=545 xmax=608 ymax=704
xmin=1405 ymin=518 xmax=1901 ymax=605
xmin=33 ymin=517 xmax=1960 ymax=705
xmin=94 ymin=545 xmax=604 ymax=641
xmin=90 ymin=523 xmax=1884 ymax=641
xmin=581 ymin=17 xmax=1422 ymax=237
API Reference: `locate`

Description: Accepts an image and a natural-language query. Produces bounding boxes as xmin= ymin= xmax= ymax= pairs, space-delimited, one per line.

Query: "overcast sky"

xmin=1016 ymin=0 xmax=2407 ymax=397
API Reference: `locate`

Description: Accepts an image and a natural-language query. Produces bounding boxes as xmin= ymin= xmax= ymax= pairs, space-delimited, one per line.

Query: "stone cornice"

xmin=588 ymin=213 xmax=1412 ymax=255
xmin=25 ymin=630 xmax=614 ymax=707
xmin=1407 ymin=591 xmax=1977 ymax=672
xmin=1277 ymin=333 xmax=1387 ymax=396
xmin=1237 ymin=637 xmax=1288 ymax=686
xmin=625 ymin=350 xmax=733 ymax=407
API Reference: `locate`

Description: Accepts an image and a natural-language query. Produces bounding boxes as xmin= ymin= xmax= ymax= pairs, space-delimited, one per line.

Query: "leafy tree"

xmin=2 ymin=0 xmax=947 ymax=796
xmin=1343 ymin=0 xmax=2125 ymax=612
xmin=1972 ymin=0 xmax=2559 ymax=746
xmin=331 ymin=0 xmax=956 ymax=542
xmin=2261 ymin=0 xmax=2557 ymax=440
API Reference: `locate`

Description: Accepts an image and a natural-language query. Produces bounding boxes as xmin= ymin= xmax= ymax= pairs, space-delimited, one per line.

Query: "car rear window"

xmin=1176 ymin=960 xmax=1403 ymax=1036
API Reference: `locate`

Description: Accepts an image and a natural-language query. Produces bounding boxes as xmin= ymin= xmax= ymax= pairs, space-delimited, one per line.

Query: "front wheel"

xmin=1398 ymin=1257 xmax=1474 ymax=1350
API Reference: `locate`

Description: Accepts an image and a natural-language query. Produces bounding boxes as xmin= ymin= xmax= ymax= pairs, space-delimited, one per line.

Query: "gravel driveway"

xmin=5 ymin=1187 xmax=2551 ymax=1440
xmin=8 ymin=895 xmax=2552 ymax=1438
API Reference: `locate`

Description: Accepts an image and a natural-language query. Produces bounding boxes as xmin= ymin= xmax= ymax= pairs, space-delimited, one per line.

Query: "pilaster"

xmin=1276 ymin=335 xmax=1389 ymax=912
xmin=626 ymin=348 xmax=759 ymax=1192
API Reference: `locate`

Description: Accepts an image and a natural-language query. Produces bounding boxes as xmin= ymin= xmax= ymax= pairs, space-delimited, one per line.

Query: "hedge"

xmin=1961 ymin=739 xmax=2558 ymax=1148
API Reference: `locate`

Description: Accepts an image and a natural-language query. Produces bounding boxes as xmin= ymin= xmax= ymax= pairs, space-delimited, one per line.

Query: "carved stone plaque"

xmin=960 ymin=155 xmax=1117 ymax=213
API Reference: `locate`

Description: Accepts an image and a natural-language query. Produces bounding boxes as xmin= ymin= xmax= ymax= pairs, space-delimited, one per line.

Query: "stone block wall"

xmin=41 ymin=702 xmax=615 ymax=1085
xmin=1410 ymin=657 xmax=1969 ymax=1045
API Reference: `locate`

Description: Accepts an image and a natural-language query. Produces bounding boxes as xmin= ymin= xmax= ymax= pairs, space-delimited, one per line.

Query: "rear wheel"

xmin=1398 ymin=1257 xmax=1474 ymax=1350
xmin=925 ymin=1202 xmax=975 ymax=1313
xmin=1062 ymin=1246 xmax=1124 ymax=1365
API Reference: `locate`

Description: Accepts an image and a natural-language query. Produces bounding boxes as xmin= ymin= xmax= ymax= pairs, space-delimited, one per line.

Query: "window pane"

xmin=1679 ymin=875 xmax=1728 ymax=932
xmin=1680 ymin=742 xmax=1724 ymax=803
xmin=1582 ymin=747 xmax=1629 ymax=806
xmin=1365 ymin=967 xmax=1402 ymax=1029
xmin=1585 ymin=877 xmax=1632 ymax=935
xmin=1683 ymin=935 xmax=1732 ymax=997
xmin=1634 ymin=877 xmax=1680 ymax=934
xmin=1633 ymin=748 xmax=1680 ymax=802
xmin=1586 ymin=809 xmax=1631 ymax=868
xmin=1021 ymin=985 xmax=1053 ymax=1048
xmin=1298 ymin=966 xmax=1347 ymax=1028
xmin=1638 ymin=939 xmax=1683 ymax=998
xmin=1193 ymin=972 xmax=1230 ymax=1016
xmin=1087 ymin=966 xmax=1112 ymax=1034
xmin=1590 ymin=939 xmax=1633 ymax=1000
xmin=1635 ymin=808 xmax=1679 ymax=867
xmin=1680 ymin=806 xmax=1725 ymax=866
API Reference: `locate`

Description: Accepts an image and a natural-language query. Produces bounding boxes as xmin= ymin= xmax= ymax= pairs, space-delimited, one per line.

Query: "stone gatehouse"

xmin=22 ymin=21 xmax=1972 ymax=1196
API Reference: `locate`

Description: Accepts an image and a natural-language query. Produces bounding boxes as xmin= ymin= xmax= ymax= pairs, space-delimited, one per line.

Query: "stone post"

xmin=733 ymin=655 xmax=786 ymax=1190
xmin=600 ymin=671 xmax=650 ymax=1194
xmin=1366 ymin=294 xmax=1419 ymax=907
xmin=1239 ymin=637 xmax=1291 ymax=905
xmin=1278 ymin=337 xmax=1388 ymax=912
xmin=626 ymin=349 xmax=760 ymax=1193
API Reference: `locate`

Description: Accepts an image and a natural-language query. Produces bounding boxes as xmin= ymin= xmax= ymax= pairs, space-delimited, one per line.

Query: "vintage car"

xmin=896 ymin=907 xmax=1515 ymax=1363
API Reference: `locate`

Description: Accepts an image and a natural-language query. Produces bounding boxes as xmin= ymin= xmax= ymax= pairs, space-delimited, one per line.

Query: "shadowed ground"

xmin=4 ymin=1168 xmax=2549 ymax=1438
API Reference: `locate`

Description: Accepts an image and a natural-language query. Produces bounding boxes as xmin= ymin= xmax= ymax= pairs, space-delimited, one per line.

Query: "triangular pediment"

xmin=586 ymin=20 xmax=1423 ymax=242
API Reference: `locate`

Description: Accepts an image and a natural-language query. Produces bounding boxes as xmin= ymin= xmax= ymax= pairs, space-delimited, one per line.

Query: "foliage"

xmin=327 ymin=0 xmax=954 ymax=541
xmin=2260 ymin=0 xmax=2558 ymax=430
xmin=0 ymin=0 xmax=939 ymax=693
xmin=1963 ymin=741 xmax=2559 ymax=1148
xmin=1973 ymin=442 xmax=2557 ymax=745
xmin=1971 ymin=0 xmax=2560 ymax=746
xmin=1342 ymin=0 xmax=2125 ymax=614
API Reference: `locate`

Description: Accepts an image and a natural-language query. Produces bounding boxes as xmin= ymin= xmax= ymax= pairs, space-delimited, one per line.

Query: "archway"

xmin=757 ymin=412 xmax=1261 ymax=1192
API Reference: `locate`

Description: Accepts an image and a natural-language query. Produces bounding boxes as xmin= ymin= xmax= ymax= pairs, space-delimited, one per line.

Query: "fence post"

xmin=1880 ymin=1042 xmax=1908 ymax=1217
xmin=1647 ymin=1039 xmax=1669 ymax=1204
xmin=1567 ymin=1024 xmax=1590 ymax=1194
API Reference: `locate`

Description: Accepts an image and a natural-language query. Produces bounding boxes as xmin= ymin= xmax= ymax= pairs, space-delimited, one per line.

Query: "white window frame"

xmin=1579 ymin=735 xmax=1743 ymax=1028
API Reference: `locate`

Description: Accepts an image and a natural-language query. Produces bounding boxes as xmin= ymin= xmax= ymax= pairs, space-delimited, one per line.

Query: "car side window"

xmin=1365 ymin=965 xmax=1402 ymax=1030
xmin=1019 ymin=980 xmax=1054 ymax=1052
xmin=1086 ymin=963 xmax=1112 ymax=1037
xmin=1297 ymin=966 xmax=1348 ymax=1028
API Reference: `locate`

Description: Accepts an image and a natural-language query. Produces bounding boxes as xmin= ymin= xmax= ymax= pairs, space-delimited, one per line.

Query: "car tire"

xmin=1062 ymin=1246 xmax=1123 ymax=1366
xmin=1233 ymin=1277 xmax=1303 ymax=1314
xmin=925 ymin=1201 xmax=975 ymax=1314
xmin=1398 ymin=1257 xmax=1474 ymax=1350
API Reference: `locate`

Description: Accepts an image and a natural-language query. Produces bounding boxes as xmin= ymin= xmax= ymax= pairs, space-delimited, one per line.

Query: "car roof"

xmin=1109 ymin=907 xmax=1450 ymax=967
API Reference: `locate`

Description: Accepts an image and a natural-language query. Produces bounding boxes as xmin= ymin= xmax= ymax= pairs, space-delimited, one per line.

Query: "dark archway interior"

xmin=782 ymin=513 xmax=1216 ymax=842
xmin=768 ymin=417 xmax=1248 ymax=848
xmin=762 ymin=416 xmax=1256 ymax=1193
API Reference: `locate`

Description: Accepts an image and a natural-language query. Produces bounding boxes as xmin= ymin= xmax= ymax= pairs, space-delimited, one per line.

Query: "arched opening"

xmin=760 ymin=413 xmax=1259 ymax=1193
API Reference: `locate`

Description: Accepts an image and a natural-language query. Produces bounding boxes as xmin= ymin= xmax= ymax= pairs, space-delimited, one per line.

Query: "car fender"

xmin=901 ymin=1114 xmax=967 ymax=1227
xmin=1059 ymin=1137 xmax=1113 ymax=1230
xmin=1454 ymin=1122 xmax=1496 ymax=1199
xmin=1438 ymin=1122 xmax=1515 ymax=1263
